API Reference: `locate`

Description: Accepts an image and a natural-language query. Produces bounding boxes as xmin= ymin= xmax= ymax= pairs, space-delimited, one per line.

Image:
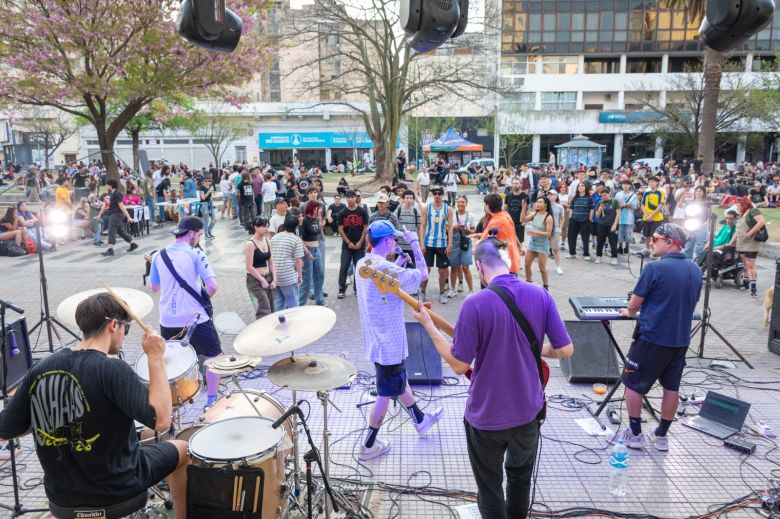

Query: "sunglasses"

xmin=105 ymin=317 xmax=131 ymax=335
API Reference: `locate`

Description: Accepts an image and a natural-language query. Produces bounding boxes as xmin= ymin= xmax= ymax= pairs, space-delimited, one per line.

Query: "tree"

xmin=284 ymin=0 xmax=504 ymax=182
xmin=0 ymin=0 xmax=268 ymax=179
xmin=125 ymin=97 xmax=196 ymax=173
xmin=182 ymin=102 xmax=254 ymax=167
xmin=405 ymin=116 xmax=457 ymax=165
xmin=667 ymin=0 xmax=723 ymax=174
xmin=631 ymin=66 xmax=761 ymax=157
xmin=500 ymin=134 xmax=533 ymax=167
xmin=14 ymin=107 xmax=77 ymax=169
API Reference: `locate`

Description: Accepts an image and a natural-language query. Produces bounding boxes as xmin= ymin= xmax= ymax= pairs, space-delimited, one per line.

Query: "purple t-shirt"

xmin=452 ymin=274 xmax=571 ymax=430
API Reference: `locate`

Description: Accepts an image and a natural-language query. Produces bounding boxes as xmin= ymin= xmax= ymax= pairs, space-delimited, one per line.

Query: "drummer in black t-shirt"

xmin=0 ymin=293 xmax=190 ymax=516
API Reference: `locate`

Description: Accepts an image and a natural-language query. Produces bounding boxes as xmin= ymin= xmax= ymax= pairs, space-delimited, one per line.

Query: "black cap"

xmin=430 ymin=185 xmax=444 ymax=193
xmin=171 ymin=216 xmax=204 ymax=236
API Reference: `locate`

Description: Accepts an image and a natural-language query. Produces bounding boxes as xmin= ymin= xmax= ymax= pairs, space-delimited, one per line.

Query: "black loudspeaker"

xmin=1 ymin=317 xmax=33 ymax=392
xmin=560 ymin=321 xmax=620 ymax=384
xmin=768 ymin=258 xmax=780 ymax=355
xmin=405 ymin=322 xmax=443 ymax=385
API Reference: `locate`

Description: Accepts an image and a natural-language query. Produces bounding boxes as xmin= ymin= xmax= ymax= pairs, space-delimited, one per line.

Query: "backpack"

xmin=0 ymin=240 xmax=27 ymax=257
xmin=24 ymin=238 xmax=37 ymax=254
xmin=395 ymin=205 xmax=419 ymax=228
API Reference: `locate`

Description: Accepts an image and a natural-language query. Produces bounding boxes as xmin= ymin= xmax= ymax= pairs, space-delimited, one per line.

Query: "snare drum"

xmin=189 ymin=417 xmax=287 ymax=518
xmin=135 ymin=340 xmax=201 ymax=406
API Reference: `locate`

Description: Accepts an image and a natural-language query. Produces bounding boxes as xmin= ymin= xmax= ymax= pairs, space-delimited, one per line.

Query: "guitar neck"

xmin=396 ymin=289 xmax=455 ymax=338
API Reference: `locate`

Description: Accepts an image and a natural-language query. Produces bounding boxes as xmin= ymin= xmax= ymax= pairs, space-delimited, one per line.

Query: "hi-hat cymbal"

xmin=268 ymin=354 xmax=356 ymax=392
xmin=57 ymin=288 xmax=154 ymax=330
xmin=204 ymin=355 xmax=262 ymax=376
xmin=233 ymin=306 xmax=337 ymax=357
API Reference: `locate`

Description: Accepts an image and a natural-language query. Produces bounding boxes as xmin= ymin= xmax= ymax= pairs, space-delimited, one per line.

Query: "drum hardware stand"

xmin=294 ymin=401 xmax=339 ymax=519
xmin=28 ymin=221 xmax=80 ymax=354
xmin=0 ymin=299 xmax=48 ymax=518
xmin=315 ymin=390 xmax=341 ymax=519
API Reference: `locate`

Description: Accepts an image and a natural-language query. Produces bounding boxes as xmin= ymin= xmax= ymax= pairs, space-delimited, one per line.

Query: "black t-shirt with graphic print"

xmin=0 ymin=348 xmax=157 ymax=506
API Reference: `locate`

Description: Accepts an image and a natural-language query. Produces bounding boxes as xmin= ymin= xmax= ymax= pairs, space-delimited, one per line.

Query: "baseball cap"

xmin=367 ymin=220 xmax=403 ymax=241
xmin=430 ymin=185 xmax=444 ymax=193
xmin=548 ymin=189 xmax=558 ymax=195
xmin=375 ymin=193 xmax=390 ymax=203
xmin=171 ymin=216 xmax=204 ymax=236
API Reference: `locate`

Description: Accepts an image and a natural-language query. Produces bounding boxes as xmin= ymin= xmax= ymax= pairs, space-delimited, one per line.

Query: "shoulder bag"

xmin=159 ymin=249 xmax=214 ymax=318
xmin=486 ymin=284 xmax=549 ymax=423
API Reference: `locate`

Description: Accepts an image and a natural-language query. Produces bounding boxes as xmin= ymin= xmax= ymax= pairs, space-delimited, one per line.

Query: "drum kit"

xmin=58 ymin=289 xmax=357 ymax=518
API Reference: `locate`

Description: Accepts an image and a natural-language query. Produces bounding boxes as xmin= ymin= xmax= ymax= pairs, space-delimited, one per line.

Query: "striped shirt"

xmin=270 ymin=232 xmax=304 ymax=286
xmin=424 ymin=202 xmax=449 ymax=248
xmin=569 ymin=195 xmax=594 ymax=222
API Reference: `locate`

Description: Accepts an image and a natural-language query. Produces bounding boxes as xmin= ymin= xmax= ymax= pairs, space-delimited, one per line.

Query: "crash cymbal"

xmin=204 ymin=355 xmax=262 ymax=376
xmin=56 ymin=288 xmax=154 ymax=330
xmin=268 ymin=354 xmax=356 ymax=392
xmin=233 ymin=306 xmax=337 ymax=357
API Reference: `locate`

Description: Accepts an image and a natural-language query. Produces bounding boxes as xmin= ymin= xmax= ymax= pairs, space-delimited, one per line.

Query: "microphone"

xmin=395 ymin=247 xmax=411 ymax=264
xmin=181 ymin=313 xmax=200 ymax=346
xmin=0 ymin=299 xmax=23 ymax=314
xmin=9 ymin=331 xmax=20 ymax=356
xmin=272 ymin=401 xmax=303 ymax=429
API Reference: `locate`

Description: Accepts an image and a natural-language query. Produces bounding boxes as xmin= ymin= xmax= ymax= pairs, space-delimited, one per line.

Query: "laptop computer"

xmin=683 ymin=392 xmax=751 ymax=440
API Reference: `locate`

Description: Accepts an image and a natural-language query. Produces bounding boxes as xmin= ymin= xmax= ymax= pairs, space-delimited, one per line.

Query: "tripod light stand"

xmin=27 ymin=217 xmax=79 ymax=354
xmin=688 ymin=211 xmax=753 ymax=368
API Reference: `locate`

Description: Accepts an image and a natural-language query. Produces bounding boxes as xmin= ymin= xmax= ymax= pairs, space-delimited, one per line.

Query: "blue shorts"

xmin=160 ymin=320 xmax=222 ymax=358
xmin=375 ymin=362 xmax=407 ymax=397
xmin=448 ymin=245 xmax=473 ymax=267
xmin=621 ymin=337 xmax=687 ymax=394
xmin=527 ymin=236 xmax=550 ymax=254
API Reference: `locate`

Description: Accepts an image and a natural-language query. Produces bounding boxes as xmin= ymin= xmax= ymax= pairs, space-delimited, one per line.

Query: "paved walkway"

xmin=1 ymin=194 xmax=779 ymax=518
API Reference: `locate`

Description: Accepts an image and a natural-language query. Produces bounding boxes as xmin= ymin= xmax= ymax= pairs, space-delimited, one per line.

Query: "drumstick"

xmin=252 ymin=476 xmax=260 ymax=513
xmin=99 ymin=281 xmax=147 ymax=330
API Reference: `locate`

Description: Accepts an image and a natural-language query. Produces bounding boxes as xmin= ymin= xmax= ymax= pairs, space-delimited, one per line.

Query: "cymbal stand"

xmin=316 ymin=390 xmax=341 ymax=519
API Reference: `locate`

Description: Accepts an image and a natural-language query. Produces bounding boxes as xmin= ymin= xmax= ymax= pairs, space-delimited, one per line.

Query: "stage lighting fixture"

xmin=684 ymin=204 xmax=704 ymax=232
xmin=400 ymin=0 xmax=469 ymax=53
xmin=177 ymin=0 xmax=243 ymax=53
xmin=700 ymin=0 xmax=775 ymax=52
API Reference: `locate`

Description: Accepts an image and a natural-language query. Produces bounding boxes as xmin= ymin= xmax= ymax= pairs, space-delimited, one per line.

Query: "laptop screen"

xmin=700 ymin=392 xmax=751 ymax=430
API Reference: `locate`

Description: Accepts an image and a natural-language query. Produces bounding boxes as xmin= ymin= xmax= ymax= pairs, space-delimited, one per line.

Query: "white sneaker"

xmin=653 ymin=434 xmax=669 ymax=452
xmin=0 ymin=443 xmax=21 ymax=461
xmin=419 ymin=291 xmax=427 ymax=303
xmin=566 ymin=254 xmax=576 ymax=259
xmin=556 ymin=266 xmax=563 ymax=275
xmin=594 ymin=257 xmax=601 ymax=264
xmin=612 ymin=428 xmax=649 ymax=449
xmin=611 ymin=258 xmax=618 ymax=266
xmin=359 ymin=440 xmax=391 ymax=460
xmin=446 ymin=289 xmax=457 ymax=298
xmin=583 ymin=256 xmax=591 ymax=262
xmin=415 ymin=407 xmax=444 ymax=436
xmin=438 ymin=293 xmax=448 ymax=304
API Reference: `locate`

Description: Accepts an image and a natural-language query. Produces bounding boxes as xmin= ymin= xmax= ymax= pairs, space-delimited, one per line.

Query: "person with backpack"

xmin=395 ymin=190 xmax=423 ymax=267
xmin=594 ymin=187 xmax=619 ymax=265
xmin=728 ymin=196 xmax=767 ymax=297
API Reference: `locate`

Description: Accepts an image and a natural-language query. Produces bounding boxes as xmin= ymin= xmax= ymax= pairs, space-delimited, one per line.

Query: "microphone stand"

xmin=282 ymin=404 xmax=339 ymax=519
xmin=0 ymin=299 xmax=47 ymax=517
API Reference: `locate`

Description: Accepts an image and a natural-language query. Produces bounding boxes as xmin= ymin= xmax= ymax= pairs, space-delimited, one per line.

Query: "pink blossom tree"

xmin=0 ymin=0 xmax=269 ymax=178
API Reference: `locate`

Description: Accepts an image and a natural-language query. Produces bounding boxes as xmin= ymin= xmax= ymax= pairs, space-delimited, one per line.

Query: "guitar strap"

xmin=487 ymin=284 xmax=547 ymax=423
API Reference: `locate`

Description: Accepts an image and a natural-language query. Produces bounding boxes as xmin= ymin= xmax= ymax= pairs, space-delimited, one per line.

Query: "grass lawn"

xmin=712 ymin=206 xmax=780 ymax=242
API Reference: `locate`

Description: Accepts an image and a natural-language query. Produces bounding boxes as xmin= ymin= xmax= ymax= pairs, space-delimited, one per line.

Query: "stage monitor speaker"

xmin=768 ymin=258 xmax=780 ymax=355
xmin=561 ymin=321 xmax=620 ymax=384
xmin=405 ymin=322 xmax=443 ymax=385
xmin=1 ymin=317 xmax=33 ymax=392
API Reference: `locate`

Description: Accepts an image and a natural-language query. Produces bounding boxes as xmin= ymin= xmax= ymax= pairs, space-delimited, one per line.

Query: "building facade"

xmin=498 ymin=0 xmax=780 ymax=167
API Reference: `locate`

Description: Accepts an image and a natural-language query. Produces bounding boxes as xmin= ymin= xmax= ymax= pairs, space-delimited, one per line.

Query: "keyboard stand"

xmin=587 ymin=320 xmax=659 ymax=429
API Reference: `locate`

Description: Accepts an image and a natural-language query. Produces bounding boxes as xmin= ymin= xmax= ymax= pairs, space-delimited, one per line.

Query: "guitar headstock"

xmin=357 ymin=260 xmax=402 ymax=295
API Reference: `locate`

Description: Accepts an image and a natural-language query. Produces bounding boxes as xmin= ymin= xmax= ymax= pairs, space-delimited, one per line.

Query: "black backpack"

xmin=0 ymin=240 xmax=27 ymax=257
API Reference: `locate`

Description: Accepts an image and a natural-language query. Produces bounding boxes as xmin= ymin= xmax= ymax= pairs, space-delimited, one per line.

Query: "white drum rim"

xmin=188 ymin=416 xmax=285 ymax=464
xmin=134 ymin=340 xmax=198 ymax=382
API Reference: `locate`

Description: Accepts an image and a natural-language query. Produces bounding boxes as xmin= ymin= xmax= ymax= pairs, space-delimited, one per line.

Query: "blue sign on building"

xmin=259 ymin=132 xmax=374 ymax=150
xmin=599 ymin=111 xmax=664 ymax=123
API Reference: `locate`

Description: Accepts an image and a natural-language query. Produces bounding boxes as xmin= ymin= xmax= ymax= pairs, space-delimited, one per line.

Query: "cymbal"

xmin=204 ymin=355 xmax=262 ymax=376
xmin=268 ymin=354 xmax=356 ymax=392
xmin=56 ymin=288 xmax=154 ymax=330
xmin=233 ymin=306 xmax=337 ymax=357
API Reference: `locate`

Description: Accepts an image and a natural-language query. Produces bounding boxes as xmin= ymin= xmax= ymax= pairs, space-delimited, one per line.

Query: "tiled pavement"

xmin=1 ymin=195 xmax=780 ymax=518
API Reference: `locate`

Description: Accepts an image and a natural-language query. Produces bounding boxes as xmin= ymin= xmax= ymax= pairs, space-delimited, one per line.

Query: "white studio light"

xmin=684 ymin=218 xmax=702 ymax=232
xmin=685 ymin=204 xmax=703 ymax=217
xmin=48 ymin=208 xmax=68 ymax=225
xmin=48 ymin=224 xmax=69 ymax=239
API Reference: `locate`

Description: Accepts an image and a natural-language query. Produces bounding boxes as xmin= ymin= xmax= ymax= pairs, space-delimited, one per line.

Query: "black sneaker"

xmin=101 ymin=249 xmax=114 ymax=257
xmin=337 ymin=292 xmax=345 ymax=299
xmin=128 ymin=242 xmax=139 ymax=252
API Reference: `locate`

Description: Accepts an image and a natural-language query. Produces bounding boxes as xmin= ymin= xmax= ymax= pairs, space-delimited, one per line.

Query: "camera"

xmin=399 ymin=0 xmax=469 ymax=53
xmin=699 ymin=0 xmax=774 ymax=52
xmin=177 ymin=0 xmax=243 ymax=53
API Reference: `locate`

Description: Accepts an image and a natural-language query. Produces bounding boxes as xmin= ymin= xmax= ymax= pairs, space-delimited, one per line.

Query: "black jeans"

xmin=338 ymin=245 xmax=365 ymax=292
xmin=596 ymin=224 xmax=618 ymax=258
xmin=465 ymin=419 xmax=540 ymax=519
xmin=567 ymin=219 xmax=590 ymax=257
xmin=107 ymin=212 xmax=132 ymax=246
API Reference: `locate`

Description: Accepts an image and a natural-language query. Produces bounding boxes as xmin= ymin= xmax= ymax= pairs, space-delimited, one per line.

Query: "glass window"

xmin=571 ymin=31 xmax=585 ymax=42
xmin=601 ymin=12 xmax=614 ymax=30
xmin=587 ymin=13 xmax=599 ymax=30
xmin=542 ymin=56 xmax=579 ymax=74
xmin=558 ymin=13 xmax=571 ymax=30
xmin=544 ymin=14 xmax=556 ymax=31
xmin=502 ymin=92 xmax=537 ymax=111
xmin=572 ymin=13 xmax=585 ymax=30
xmin=530 ymin=14 xmax=541 ymax=28
xmin=541 ymin=92 xmax=577 ymax=111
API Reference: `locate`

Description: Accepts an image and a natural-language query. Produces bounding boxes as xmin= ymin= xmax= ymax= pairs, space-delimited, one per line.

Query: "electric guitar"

xmin=357 ymin=260 xmax=549 ymax=387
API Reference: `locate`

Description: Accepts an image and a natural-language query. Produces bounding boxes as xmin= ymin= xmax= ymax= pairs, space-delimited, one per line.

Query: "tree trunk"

xmin=43 ymin=139 xmax=50 ymax=170
xmin=131 ymin=128 xmax=141 ymax=173
xmin=374 ymin=135 xmax=396 ymax=183
xmin=698 ymin=47 xmax=724 ymax=174
xmin=97 ymin=131 xmax=119 ymax=180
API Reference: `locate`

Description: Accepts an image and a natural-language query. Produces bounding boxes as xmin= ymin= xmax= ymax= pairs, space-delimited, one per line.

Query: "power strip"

xmin=724 ymin=436 xmax=756 ymax=454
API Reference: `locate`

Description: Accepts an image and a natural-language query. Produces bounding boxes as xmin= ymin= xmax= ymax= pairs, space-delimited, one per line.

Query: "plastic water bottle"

xmin=609 ymin=439 xmax=629 ymax=497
